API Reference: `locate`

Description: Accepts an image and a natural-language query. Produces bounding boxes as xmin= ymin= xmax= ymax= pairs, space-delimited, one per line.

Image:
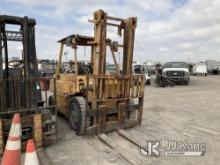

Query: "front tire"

xmin=68 ymin=97 xmax=88 ymax=135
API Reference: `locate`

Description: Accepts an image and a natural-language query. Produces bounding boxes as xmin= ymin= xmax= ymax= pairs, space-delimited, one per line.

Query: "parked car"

xmin=192 ymin=63 xmax=207 ymax=76
xmin=162 ymin=62 xmax=190 ymax=85
xmin=133 ymin=64 xmax=151 ymax=85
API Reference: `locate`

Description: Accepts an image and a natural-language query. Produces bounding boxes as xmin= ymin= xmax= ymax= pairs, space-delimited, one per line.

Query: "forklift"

xmin=50 ymin=10 xmax=145 ymax=135
xmin=0 ymin=15 xmax=57 ymax=154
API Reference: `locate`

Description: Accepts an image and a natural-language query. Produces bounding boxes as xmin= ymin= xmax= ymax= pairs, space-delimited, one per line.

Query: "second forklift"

xmin=0 ymin=15 xmax=57 ymax=154
xmin=51 ymin=10 xmax=145 ymax=135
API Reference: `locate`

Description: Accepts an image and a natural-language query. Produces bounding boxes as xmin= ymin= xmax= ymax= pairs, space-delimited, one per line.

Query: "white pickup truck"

xmin=162 ymin=62 xmax=190 ymax=85
xmin=133 ymin=64 xmax=151 ymax=85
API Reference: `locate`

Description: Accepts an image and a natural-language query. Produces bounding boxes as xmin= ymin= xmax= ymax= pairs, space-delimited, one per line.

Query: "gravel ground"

xmin=44 ymin=75 xmax=220 ymax=165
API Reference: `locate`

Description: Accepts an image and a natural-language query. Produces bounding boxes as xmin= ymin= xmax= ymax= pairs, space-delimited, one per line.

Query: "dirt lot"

xmin=44 ymin=75 xmax=220 ymax=165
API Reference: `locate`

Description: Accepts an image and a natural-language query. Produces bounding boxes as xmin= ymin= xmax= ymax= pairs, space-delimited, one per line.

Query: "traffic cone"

xmin=24 ymin=139 xmax=39 ymax=165
xmin=1 ymin=113 xmax=21 ymax=165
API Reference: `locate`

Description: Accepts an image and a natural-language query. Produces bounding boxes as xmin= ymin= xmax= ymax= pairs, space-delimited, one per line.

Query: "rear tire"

xmin=68 ymin=97 xmax=88 ymax=135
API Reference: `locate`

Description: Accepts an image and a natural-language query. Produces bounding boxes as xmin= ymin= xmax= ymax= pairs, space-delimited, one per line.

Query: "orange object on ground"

xmin=1 ymin=113 xmax=21 ymax=165
xmin=24 ymin=139 xmax=39 ymax=165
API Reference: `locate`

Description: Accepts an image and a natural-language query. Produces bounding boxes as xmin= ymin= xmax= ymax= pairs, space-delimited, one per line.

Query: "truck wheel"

xmin=145 ymin=79 xmax=151 ymax=85
xmin=68 ymin=97 xmax=88 ymax=135
xmin=185 ymin=80 xmax=190 ymax=85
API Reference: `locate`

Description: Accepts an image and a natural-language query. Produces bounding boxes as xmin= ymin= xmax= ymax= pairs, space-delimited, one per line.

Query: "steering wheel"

xmin=8 ymin=60 xmax=24 ymax=69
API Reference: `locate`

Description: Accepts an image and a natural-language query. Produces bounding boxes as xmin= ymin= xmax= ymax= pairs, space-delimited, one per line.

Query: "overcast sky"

xmin=1 ymin=0 xmax=220 ymax=63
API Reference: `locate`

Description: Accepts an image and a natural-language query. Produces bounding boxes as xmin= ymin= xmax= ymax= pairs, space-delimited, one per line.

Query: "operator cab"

xmin=57 ymin=34 xmax=94 ymax=76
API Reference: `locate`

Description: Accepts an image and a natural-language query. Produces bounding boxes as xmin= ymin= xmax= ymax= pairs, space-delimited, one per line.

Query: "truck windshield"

xmin=164 ymin=62 xmax=188 ymax=68
xmin=133 ymin=65 xmax=148 ymax=74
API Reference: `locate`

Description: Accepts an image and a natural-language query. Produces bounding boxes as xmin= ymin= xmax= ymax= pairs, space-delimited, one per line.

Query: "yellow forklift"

xmin=51 ymin=10 xmax=145 ymax=135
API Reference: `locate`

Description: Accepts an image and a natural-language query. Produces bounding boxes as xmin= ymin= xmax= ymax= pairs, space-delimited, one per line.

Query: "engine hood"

xmin=163 ymin=68 xmax=189 ymax=72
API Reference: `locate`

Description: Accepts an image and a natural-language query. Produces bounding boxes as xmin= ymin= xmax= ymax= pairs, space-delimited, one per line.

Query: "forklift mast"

xmin=0 ymin=15 xmax=40 ymax=113
xmin=92 ymin=10 xmax=107 ymax=75
xmin=0 ymin=15 xmax=38 ymax=79
xmin=122 ymin=17 xmax=137 ymax=75
xmin=92 ymin=10 xmax=137 ymax=75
